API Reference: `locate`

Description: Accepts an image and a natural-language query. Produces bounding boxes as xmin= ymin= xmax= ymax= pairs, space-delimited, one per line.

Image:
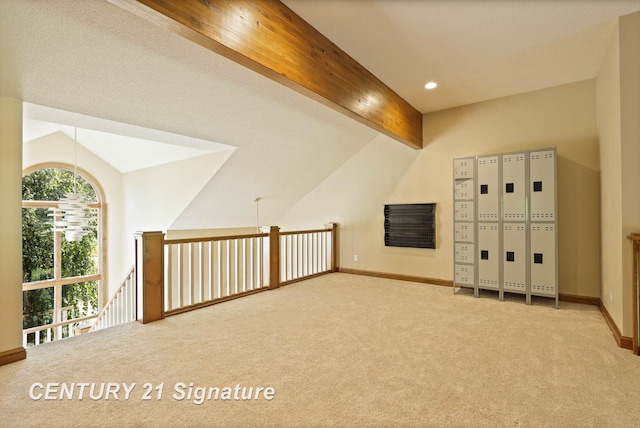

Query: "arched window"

xmin=22 ymin=165 xmax=105 ymax=346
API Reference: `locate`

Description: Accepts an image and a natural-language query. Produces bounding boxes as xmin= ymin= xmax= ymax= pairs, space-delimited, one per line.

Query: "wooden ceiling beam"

xmin=108 ymin=0 xmax=423 ymax=149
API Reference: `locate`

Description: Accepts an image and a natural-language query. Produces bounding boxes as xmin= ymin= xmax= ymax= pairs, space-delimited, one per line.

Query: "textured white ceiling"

xmin=3 ymin=0 xmax=640 ymax=230
xmin=284 ymin=0 xmax=640 ymax=112
xmin=1 ymin=0 xmax=381 ymax=229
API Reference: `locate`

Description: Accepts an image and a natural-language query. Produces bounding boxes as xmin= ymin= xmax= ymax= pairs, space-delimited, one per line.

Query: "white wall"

xmin=278 ymin=80 xmax=601 ymax=298
xmin=277 ymin=133 xmax=419 ymax=268
xmin=619 ymin=11 xmax=640 ymax=335
xmin=597 ymin=20 xmax=624 ymax=330
xmin=122 ymin=149 xmax=235 ymax=263
xmin=596 ymin=12 xmax=640 ymax=336
xmin=0 ymin=97 xmax=24 ymax=358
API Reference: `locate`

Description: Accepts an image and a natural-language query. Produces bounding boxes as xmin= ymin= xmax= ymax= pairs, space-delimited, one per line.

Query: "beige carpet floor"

xmin=1 ymin=273 xmax=639 ymax=427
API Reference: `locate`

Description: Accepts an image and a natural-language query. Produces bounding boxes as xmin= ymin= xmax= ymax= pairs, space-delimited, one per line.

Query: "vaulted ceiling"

xmin=3 ymin=0 xmax=640 ymax=230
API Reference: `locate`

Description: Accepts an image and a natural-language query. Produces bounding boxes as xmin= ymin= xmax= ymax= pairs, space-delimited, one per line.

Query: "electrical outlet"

xmin=353 ymin=255 xmax=358 ymax=262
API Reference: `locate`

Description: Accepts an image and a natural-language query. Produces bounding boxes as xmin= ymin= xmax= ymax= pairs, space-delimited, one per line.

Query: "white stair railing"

xmin=164 ymin=233 xmax=268 ymax=314
xmin=22 ymin=308 xmax=97 ymax=348
xmin=89 ymin=266 xmax=136 ymax=332
xmin=280 ymin=227 xmax=334 ymax=285
xmin=134 ymin=224 xmax=338 ymax=320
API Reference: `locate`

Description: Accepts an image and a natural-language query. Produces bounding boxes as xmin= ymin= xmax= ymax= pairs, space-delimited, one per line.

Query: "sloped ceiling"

xmin=23 ymin=104 xmax=234 ymax=173
xmin=1 ymin=0 xmax=383 ymax=230
xmin=3 ymin=0 xmax=640 ymax=230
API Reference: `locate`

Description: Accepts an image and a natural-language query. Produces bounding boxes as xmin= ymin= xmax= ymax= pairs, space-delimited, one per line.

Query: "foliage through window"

xmin=22 ymin=167 xmax=102 ymax=346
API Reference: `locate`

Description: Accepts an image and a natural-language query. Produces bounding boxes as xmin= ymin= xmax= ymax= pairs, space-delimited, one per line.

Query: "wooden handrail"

xmin=139 ymin=224 xmax=338 ymax=322
xmin=280 ymin=228 xmax=332 ymax=236
xmin=24 ymin=225 xmax=339 ymax=340
xmin=164 ymin=233 xmax=268 ymax=245
xmin=164 ymin=228 xmax=333 ymax=243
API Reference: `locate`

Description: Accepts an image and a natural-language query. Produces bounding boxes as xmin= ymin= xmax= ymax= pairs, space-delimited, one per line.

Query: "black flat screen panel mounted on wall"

xmin=384 ymin=203 xmax=436 ymax=249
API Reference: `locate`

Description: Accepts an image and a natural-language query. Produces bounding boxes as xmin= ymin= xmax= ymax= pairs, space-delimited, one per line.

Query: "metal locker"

xmin=454 ymin=264 xmax=475 ymax=286
xmin=502 ymin=153 xmax=526 ymax=221
xmin=477 ymin=156 xmax=499 ymax=221
xmin=454 ymin=149 xmax=557 ymax=305
xmin=454 ymin=201 xmax=474 ymax=222
xmin=454 ymin=178 xmax=474 ymax=200
xmin=530 ymin=224 xmax=556 ymax=296
xmin=454 ymin=222 xmax=475 ymax=243
xmin=530 ymin=150 xmax=556 ymax=221
xmin=455 ymin=242 xmax=475 ymax=264
xmin=503 ymin=223 xmax=526 ymax=293
xmin=478 ymin=223 xmax=500 ymax=290
xmin=453 ymin=158 xmax=474 ymax=179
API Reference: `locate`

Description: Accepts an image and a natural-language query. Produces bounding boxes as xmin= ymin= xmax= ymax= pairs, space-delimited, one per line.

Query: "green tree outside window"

xmin=22 ymin=168 xmax=100 ymax=339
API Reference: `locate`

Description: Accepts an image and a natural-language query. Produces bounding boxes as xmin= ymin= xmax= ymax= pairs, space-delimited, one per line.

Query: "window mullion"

xmin=54 ymin=229 xmax=62 ymax=338
xmin=54 ymin=228 xmax=62 ymax=280
xmin=54 ymin=281 xmax=62 ymax=339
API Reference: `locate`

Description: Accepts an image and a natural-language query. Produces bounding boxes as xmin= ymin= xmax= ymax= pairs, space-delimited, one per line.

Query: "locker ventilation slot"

xmin=384 ymin=203 xmax=436 ymax=249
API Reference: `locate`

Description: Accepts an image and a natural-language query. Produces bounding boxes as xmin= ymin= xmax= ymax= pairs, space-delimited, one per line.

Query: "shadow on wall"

xmin=557 ymin=152 xmax=601 ymax=298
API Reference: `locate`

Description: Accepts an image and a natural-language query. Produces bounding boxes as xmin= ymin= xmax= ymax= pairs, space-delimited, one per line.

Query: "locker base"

xmin=453 ymin=284 xmax=477 ymax=298
xmin=531 ymin=293 xmax=560 ymax=308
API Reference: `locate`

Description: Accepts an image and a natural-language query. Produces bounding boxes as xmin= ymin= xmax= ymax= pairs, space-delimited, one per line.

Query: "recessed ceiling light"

xmin=424 ymin=81 xmax=438 ymax=90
